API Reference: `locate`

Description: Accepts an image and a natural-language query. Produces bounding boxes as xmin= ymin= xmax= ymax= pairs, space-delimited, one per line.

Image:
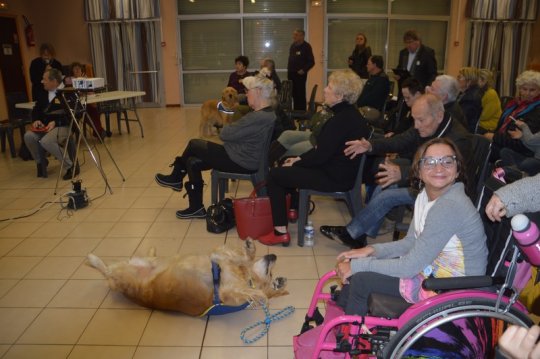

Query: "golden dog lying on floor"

xmin=199 ymin=86 xmax=239 ymax=137
xmin=87 ymin=239 xmax=287 ymax=316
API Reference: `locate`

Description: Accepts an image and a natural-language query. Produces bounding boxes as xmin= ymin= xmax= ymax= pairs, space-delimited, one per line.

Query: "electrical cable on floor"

xmin=0 ymin=190 xmax=71 ymax=222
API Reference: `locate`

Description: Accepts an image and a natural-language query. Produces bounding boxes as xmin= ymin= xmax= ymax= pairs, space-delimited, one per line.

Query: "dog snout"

xmin=274 ymin=277 xmax=287 ymax=289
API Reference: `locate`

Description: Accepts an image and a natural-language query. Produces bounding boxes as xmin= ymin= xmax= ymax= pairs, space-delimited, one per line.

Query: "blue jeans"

xmin=346 ymin=186 xmax=415 ymax=238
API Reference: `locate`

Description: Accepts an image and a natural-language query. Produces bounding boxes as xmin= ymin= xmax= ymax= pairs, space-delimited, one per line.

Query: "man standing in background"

xmin=287 ymin=29 xmax=315 ymax=111
xmin=394 ymin=30 xmax=437 ymax=91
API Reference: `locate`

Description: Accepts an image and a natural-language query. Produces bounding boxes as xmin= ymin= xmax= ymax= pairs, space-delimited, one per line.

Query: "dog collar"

xmin=199 ymin=261 xmax=250 ymax=316
xmin=217 ymin=101 xmax=235 ymax=115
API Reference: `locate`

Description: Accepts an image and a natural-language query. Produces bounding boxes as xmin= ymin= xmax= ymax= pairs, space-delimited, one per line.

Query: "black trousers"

xmin=267 ymin=166 xmax=351 ymax=227
xmin=180 ymin=139 xmax=253 ymax=183
xmin=288 ymin=71 xmax=308 ymax=111
xmin=337 ymin=271 xmax=401 ymax=315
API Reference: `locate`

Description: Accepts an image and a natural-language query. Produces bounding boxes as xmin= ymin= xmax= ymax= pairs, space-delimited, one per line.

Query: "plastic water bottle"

xmin=511 ymin=214 xmax=540 ymax=266
xmin=304 ymin=220 xmax=315 ymax=247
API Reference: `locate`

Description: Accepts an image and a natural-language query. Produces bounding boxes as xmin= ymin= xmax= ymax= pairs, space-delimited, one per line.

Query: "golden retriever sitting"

xmin=87 ymin=239 xmax=287 ymax=316
xmin=200 ymin=86 xmax=239 ymax=137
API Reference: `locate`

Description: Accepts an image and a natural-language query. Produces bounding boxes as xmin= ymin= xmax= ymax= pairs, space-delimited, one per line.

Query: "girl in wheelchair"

xmin=294 ymin=138 xmax=536 ymax=358
xmin=335 ymin=137 xmax=487 ymax=316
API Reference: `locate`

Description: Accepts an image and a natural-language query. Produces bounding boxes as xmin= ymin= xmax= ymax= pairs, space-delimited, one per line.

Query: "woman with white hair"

xmin=485 ymin=70 xmax=540 ymax=162
xmin=260 ymin=69 xmax=371 ymax=246
xmin=155 ymin=71 xmax=276 ymax=219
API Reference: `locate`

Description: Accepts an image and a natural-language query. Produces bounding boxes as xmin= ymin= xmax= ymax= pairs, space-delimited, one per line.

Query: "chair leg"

xmin=123 ymin=110 xmax=130 ymax=134
xmin=104 ymin=113 xmax=111 ymax=135
xmin=116 ymin=111 xmax=122 ymax=134
xmin=7 ymin=127 xmax=16 ymax=158
xmin=211 ymin=171 xmax=219 ymax=205
xmin=0 ymin=128 xmax=6 ymax=153
xmin=297 ymin=190 xmax=310 ymax=246
xmin=218 ymin=178 xmax=228 ymax=202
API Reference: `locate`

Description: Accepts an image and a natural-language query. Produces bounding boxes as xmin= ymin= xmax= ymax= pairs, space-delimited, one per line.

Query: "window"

xmin=326 ymin=0 xmax=450 ymax=89
xmin=178 ymin=0 xmax=305 ymax=105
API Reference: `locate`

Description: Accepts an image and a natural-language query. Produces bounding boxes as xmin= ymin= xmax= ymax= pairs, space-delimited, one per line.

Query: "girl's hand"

xmin=335 ymin=260 xmax=352 ymax=284
xmin=337 ymin=246 xmax=375 ymax=261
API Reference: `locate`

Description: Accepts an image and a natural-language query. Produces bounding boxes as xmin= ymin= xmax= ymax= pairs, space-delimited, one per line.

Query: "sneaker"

xmin=155 ymin=173 xmax=183 ymax=191
xmin=320 ymin=225 xmax=367 ymax=249
xmin=176 ymin=206 xmax=206 ymax=219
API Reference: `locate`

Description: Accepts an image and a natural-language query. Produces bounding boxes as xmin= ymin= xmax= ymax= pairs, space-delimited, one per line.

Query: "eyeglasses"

xmin=419 ymin=155 xmax=457 ymax=169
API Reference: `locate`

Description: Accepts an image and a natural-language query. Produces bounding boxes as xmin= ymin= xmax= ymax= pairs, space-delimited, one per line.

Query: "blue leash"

xmin=240 ymin=304 xmax=295 ymax=344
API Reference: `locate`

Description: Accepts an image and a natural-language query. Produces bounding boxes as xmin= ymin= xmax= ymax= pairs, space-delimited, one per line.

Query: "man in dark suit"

xmin=24 ymin=68 xmax=78 ymax=180
xmin=356 ymin=55 xmax=390 ymax=112
xmin=287 ymin=29 xmax=315 ymax=111
xmin=395 ymin=30 xmax=437 ymax=91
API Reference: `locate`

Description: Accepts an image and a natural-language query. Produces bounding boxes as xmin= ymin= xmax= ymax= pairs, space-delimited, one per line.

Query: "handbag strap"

xmin=248 ymin=181 xmax=267 ymax=198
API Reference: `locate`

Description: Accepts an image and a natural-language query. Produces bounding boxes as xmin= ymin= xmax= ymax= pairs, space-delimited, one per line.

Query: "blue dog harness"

xmin=199 ymin=261 xmax=250 ymax=316
xmin=217 ymin=101 xmax=235 ymax=115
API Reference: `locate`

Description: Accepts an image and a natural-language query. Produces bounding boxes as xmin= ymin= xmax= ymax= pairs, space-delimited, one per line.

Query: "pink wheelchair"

xmin=293 ymin=211 xmax=538 ymax=358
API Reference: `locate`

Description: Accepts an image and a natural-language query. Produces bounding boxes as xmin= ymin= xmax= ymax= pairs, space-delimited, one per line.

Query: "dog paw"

xmin=273 ymin=277 xmax=287 ymax=290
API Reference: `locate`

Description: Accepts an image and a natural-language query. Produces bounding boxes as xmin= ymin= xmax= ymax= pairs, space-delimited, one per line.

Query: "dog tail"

xmin=87 ymin=253 xmax=111 ymax=276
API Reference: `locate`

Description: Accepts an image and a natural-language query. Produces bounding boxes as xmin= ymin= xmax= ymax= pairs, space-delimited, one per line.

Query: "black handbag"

xmin=206 ymin=198 xmax=236 ymax=234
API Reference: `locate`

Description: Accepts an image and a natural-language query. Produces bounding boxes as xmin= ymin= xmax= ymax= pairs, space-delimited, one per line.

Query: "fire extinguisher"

xmin=23 ymin=15 xmax=35 ymax=47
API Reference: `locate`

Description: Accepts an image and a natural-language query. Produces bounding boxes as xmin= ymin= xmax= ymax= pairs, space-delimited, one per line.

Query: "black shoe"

xmin=155 ymin=173 xmax=183 ymax=191
xmin=176 ymin=206 xmax=206 ymax=219
xmin=320 ymin=225 xmax=367 ymax=249
xmin=62 ymin=164 xmax=80 ymax=181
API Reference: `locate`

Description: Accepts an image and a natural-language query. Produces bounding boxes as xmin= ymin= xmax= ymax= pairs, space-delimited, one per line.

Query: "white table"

xmin=16 ymin=90 xmax=146 ymax=137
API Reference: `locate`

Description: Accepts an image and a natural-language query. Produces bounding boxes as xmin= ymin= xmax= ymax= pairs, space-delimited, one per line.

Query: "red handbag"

xmin=233 ymin=183 xmax=290 ymax=240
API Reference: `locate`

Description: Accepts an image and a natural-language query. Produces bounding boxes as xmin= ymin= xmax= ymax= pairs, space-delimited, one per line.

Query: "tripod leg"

xmin=82 ymin=111 xmax=125 ymax=184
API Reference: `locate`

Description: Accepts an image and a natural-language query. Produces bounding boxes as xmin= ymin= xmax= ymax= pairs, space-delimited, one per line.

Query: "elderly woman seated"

xmin=485 ymin=70 xmax=540 ymax=163
xmin=154 ymin=71 xmax=276 ymax=219
xmin=259 ymin=69 xmax=371 ymax=246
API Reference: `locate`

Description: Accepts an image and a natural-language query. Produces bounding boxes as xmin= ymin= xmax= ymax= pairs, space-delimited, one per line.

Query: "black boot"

xmin=155 ymin=156 xmax=186 ymax=191
xmin=268 ymin=141 xmax=287 ymax=167
xmin=176 ymin=181 xmax=206 ymax=219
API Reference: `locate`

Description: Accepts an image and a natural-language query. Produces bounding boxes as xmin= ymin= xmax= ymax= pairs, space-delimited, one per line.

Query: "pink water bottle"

xmin=511 ymin=214 xmax=540 ymax=266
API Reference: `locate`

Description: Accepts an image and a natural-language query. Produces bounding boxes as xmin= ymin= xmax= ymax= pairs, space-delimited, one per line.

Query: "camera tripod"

xmin=54 ymin=88 xmax=125 ymax=195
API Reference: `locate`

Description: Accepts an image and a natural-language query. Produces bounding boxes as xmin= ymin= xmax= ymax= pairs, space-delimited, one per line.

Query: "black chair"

xmin=94 ymin=87 xmax=129 ymax=136
xmin=297 ymin=154 xmax=368 ymax=246
xmin=210 ymin=125 xmax=275 ymax=204
xmin=278 ymin=80 xmax=293 ymax=117
xmin=1 ymin=92 xmax=32 ymax=158
xmin=291 ymin=84 xmax=319 ymax=131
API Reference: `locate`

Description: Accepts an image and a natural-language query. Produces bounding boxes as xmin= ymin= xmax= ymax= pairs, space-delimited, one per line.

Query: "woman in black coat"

xmin=348 ymin=33 xmax=372 ymax=79
xmin=260 ymin=69 xmax=371 ymax=246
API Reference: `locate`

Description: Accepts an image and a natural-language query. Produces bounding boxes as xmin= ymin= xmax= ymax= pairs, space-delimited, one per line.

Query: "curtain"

xmin=467 ymin=0 xmax=536 ymax=97
xmin=85 ymin=0 xmax=161 ymax=105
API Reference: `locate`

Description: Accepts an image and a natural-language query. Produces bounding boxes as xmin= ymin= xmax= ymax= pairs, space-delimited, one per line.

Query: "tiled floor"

xmin=0 ymin=107 xmax=398 ymax=359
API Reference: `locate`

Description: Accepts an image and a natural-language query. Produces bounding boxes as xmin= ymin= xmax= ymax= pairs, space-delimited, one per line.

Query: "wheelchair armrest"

xmin=422 ymin=276 xmax=505 ymax=291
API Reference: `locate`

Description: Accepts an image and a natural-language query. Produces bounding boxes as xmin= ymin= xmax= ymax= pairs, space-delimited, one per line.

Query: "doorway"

xmin=0 ymin=16 xmax=28 ymax=117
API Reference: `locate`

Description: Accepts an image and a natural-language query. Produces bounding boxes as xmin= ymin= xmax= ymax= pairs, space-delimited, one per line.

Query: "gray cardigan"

xmin=351 ymin=182 xmax=487 ymax=278
xmin=495 ymin=173 xmax=540 ymax=217
xmin=220 ymin=108 xmax=275 ymax=171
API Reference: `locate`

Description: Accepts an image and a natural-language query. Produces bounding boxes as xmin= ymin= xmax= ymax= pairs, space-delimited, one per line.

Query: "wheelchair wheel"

xmin=383 ymin=297 xmax=532 ymax=359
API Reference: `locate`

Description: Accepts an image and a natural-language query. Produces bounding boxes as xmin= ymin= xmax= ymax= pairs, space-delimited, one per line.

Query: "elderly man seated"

xmin=320 ymin=94 xmax=472 ymax=248
xmin=24 ymin=68 xmax=79 ymax=180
